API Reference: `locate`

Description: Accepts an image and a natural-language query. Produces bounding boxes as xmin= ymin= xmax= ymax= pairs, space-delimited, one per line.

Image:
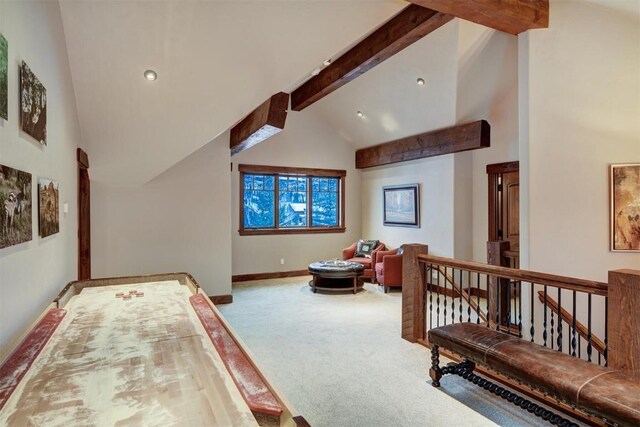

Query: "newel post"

xmin=487 ymin=241 xmax=510 ymax=327
xmin=401 ymin=244 xmax=429 ymax=343
xmin=607 ymin=269 xmax=640 ymax=378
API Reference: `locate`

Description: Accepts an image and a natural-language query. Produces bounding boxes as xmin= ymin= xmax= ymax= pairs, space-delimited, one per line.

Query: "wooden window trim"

xmin=239 ymin=164 xmax=346 ymax=236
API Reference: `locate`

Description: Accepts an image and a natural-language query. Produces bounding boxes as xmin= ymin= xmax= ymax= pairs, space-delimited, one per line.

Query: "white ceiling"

xmin=59 ymin=0 xmax=406 ymax=185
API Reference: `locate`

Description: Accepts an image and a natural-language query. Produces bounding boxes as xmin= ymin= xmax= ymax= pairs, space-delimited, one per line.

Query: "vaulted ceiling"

xmin=60 ymin=0 xmax=637 ymax=185
xmin=60 ymin=0 xmax=406 ymax=185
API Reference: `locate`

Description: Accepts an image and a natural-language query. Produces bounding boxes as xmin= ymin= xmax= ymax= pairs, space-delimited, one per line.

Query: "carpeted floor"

xmin=219 ymin=277 xmax=562 ymax=427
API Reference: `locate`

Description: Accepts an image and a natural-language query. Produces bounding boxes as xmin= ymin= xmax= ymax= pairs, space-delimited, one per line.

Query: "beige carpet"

xmin=219 ymin=277 xmax=562 ymax=427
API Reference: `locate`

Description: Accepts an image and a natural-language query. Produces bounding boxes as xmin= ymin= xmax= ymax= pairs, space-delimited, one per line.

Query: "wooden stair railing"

xmin=433 ymin=265 xmax=488 ymax=323
xmin=537 ymin=290 xmax=607 ymax=357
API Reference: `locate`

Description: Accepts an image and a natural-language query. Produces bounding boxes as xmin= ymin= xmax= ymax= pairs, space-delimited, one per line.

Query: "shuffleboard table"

xmin=0 ymin=273 xmax=305 ymax=427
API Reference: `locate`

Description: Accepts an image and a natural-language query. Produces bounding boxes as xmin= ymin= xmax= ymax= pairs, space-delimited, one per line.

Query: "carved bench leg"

xmin=429 ymin=345 xmax=443 ymax=387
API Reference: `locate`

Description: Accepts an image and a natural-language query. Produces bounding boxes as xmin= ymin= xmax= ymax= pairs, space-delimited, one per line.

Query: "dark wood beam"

xmin=355 ymin=120 xmax=490 ymax=169
xmin=408 ymin=0 xmax=548 ymax=35
xmin=230 ymin=92 xmax=289 ymax=156
xmin=291 ymin=5 xmax=453 ymax=112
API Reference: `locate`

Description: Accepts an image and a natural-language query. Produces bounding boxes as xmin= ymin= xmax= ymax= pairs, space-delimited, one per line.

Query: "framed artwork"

xmin=0 ymin=164 xmax=32 ymax=249
xmin=38 ymin=178 xmax=59 ymax=238
xmin=611 ymin=164 xmax=640 ymax=251
xmin=0 ymin=33 xmax=7 ymax=120
xmin=383 ymin=184 xmax=419 ymax=228
xmin=20 ymin=61 xmax=47 ymax=145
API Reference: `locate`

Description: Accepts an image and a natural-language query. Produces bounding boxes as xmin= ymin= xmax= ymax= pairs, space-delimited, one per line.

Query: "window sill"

xmin=239 ymin=227 xmax=346 ymax=236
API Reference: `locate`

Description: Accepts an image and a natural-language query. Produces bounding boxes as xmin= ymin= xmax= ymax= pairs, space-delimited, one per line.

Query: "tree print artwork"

xmin=20 ymin=61 xmax=47 ymax=145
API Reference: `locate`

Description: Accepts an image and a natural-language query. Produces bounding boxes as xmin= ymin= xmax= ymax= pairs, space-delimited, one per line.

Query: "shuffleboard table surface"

xmin=0 ymin=280 xmax=258 ymax=426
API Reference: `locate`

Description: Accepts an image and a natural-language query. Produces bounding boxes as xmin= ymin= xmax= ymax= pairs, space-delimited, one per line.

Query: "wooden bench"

xmin=0 ymin=308 xmax=66 ymax=411
xmin=190 ymin=294 xmax=285 ymax=418
xmin=428 ymin=323 xmax=640 ymax=427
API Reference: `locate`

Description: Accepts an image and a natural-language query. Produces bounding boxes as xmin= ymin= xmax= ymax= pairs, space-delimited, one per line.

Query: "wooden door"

xmin=77 ymin=149 xmax=91 ymax=280
xmin=487 ymin=161 xmax=519 ymax=262
xmin=501 ymin=171 xmax=519 ymax=251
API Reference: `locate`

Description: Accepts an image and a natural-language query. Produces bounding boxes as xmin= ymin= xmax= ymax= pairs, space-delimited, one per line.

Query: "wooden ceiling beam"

xmin=230 ymin=92 xmax=289 ymax=156
xmin=407 ymin=0 xmax=548 ymax=35
xmin=355 ymin=120 xmax=490 ymax=169
xmin=290 ymin=5 xmax=453 ymax=112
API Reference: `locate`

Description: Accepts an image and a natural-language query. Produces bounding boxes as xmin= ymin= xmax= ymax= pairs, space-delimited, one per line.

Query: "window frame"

xmin=238 ymin=164 xmax=346 ymax=236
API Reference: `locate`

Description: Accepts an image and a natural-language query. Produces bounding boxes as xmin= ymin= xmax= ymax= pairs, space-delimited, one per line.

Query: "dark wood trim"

xmin=209 ymin=294 xmax=233 ymax=305
xmin=419 ymin=254 xmax=609 ymax=296
xmin=292 ymin=415 xmax=312 ymax=427
xmin=408 ymin=0 xmax=549 ymax=35
xmin=417 ymin=340 xmax=605 ymax=427
xmin=232 ymin=269 xmax=309 ymax=283
xmin=291 ymin=5 xmax=453 ymax=111
xmin=239 ymin=227 xmax=346 ymax=236
xmin=355 ymin=120 xmax=490 ymax=169
xmin=238 ymin=164 xmax=346 ymax=177
xmin=77 ymin=148 xmax=89 ymax=169
xmin=77 ymin=148 xmax=91 ymax=281
xmin=230 ymin=92 xmax=289 ymax=156
xmin=486 ymin=160 xmax=519 ymax=175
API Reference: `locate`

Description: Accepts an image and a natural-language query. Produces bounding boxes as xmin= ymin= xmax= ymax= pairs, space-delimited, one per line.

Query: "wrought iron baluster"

xmin=530 ymin=282 xmax=535 ymax=343
xmin=436 ymin=267 xmax=441 ymax=328
xmin=443 ymin=267 xmax=448 ymax=326
xmin=571 ymin=291 xmax=577 ymax=357
xmin=451 ymin=268 xmax=455 ymax=325
xmin=550 ymin=288 xmax=555 ymax=350
xmin=495 ymin=275 xmax=501 ymax=332
xmin=459 ymin=269 xmax=463 ymax=323
xmin=422 ymin=263 xmax=428 ymax=338
xmin=467 ymin=271 xmax=472 ymax=322
xmin=557 ymin=288 xmax=563 ymax=353
xmin=543 ymin=285 xmax=548 ymax=347
xmin=477 ymin=273 xmax=482 ymax=325
xmin=518 ymin=281 xmax=523 ymax=338
xmin=429 ymin=264 xmax=434 ymax=332
xmin=587 ymin=294 xmax=593 ymax=362
xmin=604 ymin=298 xmax=608 ymax=367
xmin=506 ymin=278 xmax=512 ymax=334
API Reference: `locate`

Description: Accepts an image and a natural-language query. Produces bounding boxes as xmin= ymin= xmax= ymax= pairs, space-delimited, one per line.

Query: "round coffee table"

xmin=308 ymin=260 xmax=365 ymax=294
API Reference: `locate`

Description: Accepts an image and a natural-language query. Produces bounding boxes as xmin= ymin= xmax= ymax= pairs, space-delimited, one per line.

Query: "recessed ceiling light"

xmin=323 ymin=59 xmax=332 ymax=66
xmin=144 ymin=70 xmax=158 ymax=81
xmin=417 ymin=77 xmax=425 ymax=86
xmin=356 ymin=110 xmax=364 ymax=118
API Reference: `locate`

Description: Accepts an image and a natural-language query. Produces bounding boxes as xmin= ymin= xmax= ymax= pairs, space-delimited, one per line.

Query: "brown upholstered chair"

xmin=374 ymin=246 xmax=403 ymax=293
xmin=342 ymin=241 xmax=386 ymax=282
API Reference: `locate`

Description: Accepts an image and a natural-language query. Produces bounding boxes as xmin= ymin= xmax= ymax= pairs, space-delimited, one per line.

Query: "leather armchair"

xmin=342 ymin=241 xmax=386 ymax=282
xmin=374 ymin=247 xmax=403 ymax=293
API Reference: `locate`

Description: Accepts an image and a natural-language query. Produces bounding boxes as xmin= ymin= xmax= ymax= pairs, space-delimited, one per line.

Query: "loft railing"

xmin=400 ymin=243 xmax=639 ymax=376
xmin=419 ymin=253 xmax=608 ymax=365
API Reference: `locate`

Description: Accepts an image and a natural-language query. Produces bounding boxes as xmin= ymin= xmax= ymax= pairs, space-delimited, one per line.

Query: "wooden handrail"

xmin=418 ymin=254 xmax=608 ymax=296
xmin=537 ymin=291 xmax=606 ymax=356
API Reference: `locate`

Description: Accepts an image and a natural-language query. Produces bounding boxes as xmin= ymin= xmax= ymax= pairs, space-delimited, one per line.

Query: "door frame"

xmin=77 ymin=148 xmax=90 ymax=280
xmin=487 ymin=161 xmax=519 ymax=242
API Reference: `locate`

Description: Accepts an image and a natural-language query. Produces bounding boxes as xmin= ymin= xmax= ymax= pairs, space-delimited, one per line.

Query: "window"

xmin=239 ymin=164 xmax=345 ymax=235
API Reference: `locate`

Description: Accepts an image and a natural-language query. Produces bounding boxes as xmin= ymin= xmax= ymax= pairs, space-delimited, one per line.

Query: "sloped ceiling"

xmin=307 ymin=20 xmax=460 ymax=149
xmin=59 ymin=0 xmax=406 ymax=185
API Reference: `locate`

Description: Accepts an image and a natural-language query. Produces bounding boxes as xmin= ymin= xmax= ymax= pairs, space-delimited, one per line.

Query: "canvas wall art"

xmin=38 ymin=178 xmax=59 ymax=238
xmin=0 ymin=164 xmax=32 ymax=249
xmin=383 ymin=184 xmax=420 ymax=228
xmin=611 ymin=164 xmax=640 ymax=251
xmin=20 ymin=61 xmax=47 ymax=145
xmin=0 ymin=33 xmax=7 ymax=120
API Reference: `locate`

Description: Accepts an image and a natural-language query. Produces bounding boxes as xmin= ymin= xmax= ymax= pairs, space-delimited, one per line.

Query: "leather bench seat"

xmin=429 ymin=323 xmax=640 ymax=426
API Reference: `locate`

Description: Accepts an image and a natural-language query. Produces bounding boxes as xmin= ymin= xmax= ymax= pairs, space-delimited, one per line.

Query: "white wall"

xmin=231 ymin=111 xmax=361 ymax=275
xmin=361 ymin=156 xmax=456 ymax=256
xmin=456 ymin=21 xmax=520 ymax=263
xmin=91 ymin=138 xmax=232 ymax=296
xmin=0 ymin=1 xmax=82 ymax=357
xmin=521 ymin=0 xmax=640 ymax=280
